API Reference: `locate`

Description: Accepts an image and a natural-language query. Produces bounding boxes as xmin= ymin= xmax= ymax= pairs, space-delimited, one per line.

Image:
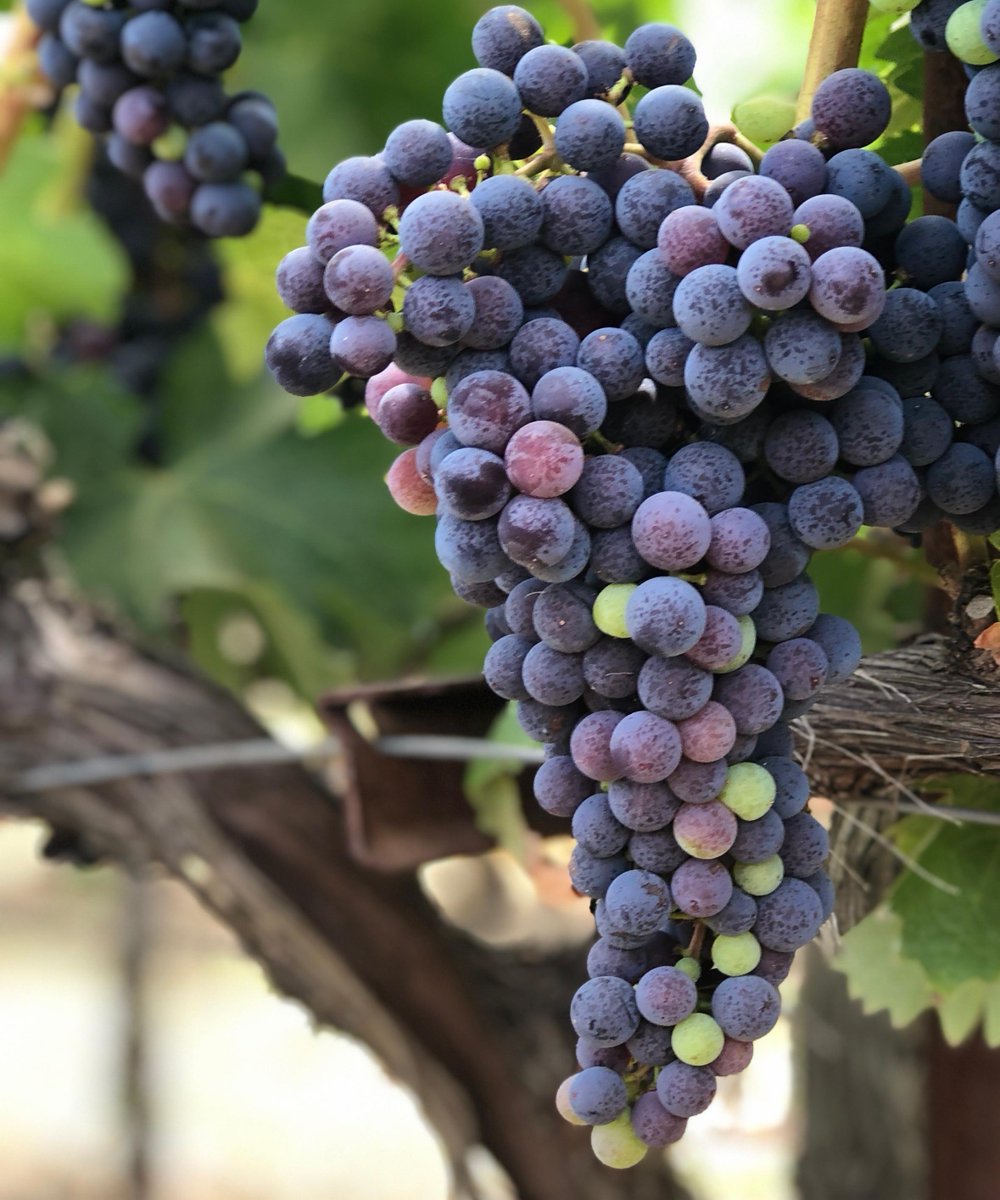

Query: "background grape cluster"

xmin=27 ymin=0 xmax=280 ymax=237
xmin=263 ymin=0 xmax=1000 ymax=1170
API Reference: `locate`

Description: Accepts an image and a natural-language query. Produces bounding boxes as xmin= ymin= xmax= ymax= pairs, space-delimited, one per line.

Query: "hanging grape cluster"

xmin=263 ymin=0 xmax=1000 ymax=1169
xmin=28 ymin=0 xmax=279 ymax=237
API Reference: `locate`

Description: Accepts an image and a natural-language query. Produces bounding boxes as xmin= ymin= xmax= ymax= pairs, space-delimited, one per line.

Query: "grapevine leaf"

xmin=938 ymin=980 xmax=987 ymax=1046
xmin=463 ymin=703 xmax=533 ymax=862
xmin=890 ymin=776 xmax=1000 ymax=989
xmin=263 ymin=171 xmax=324 ymax=216
xmin=983 ymin=981 xmax=1000 ymax=1047
xmin=836 ymin=906 xmax=936 ymax=1027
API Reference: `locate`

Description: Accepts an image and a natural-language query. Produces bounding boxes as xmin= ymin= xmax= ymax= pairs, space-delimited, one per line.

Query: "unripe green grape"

xmin=591 ymin=1111 xmax=649 ymax=1168
xmin=711 ymin=931 xmax=762 ymax=976
xmin=947 ymin=0 xmax=999 ymax=63
xmin=732 ymin=96 xmax=796 ymax=147
xmin=716 ymin=615 xmax=757 ymax=674
xmin=594 ymin=584 xmax=636 ymax=638
xmin=676 ymin=955 xmax=702 ymax=982
xmin=869 ymin=0 xmax=919 ymax=12
xmin=671 ymin=1012 xmax=725 ymax=1065
xmin=719 ymin=762 xmax=776 ymax=820
xmin=556 ymin=1077 xmax=587 ymax=1125
xmin=733 ymin=854 xmax=785 ymax=896
xmin=431 ymin=376 xmax=448 ymax=407
xmin=791 ymin=223 xmax=811 ymax=244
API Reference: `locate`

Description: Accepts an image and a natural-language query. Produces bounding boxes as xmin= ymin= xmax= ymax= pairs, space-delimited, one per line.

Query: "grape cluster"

xmin=265 ymin=2 xmax=1000 ymax=1168
xmin=28 ymin=0 xmax=278 ymax=237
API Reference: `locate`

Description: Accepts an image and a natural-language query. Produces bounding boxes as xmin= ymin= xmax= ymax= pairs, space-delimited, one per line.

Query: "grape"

xmin=671 ymin=858 xmax=733 ymax=916
xmin=926 ymin=443 xmax=995 ymax=513
xmin=565 ymin=1065 xmax=628 ymax=1126
xmin=625 ymin=1020 xmax=674 ymax=1067
xmin=928 ymin=282 xmax=976 ymax=355
xmin=143 ymin=159 xmax=197 ymax=224
xmin=787 ymin=477 xmax=864 ymax=549
xmin=657 ymin=206 xmax=729 ymax=275
xmin=330 ymin=314 xmax=396 ymax=378
xmin=716 ymin=615 xmax=758 ymax=674
xmin=400 ymin=275 xmax=473 ymax=348
xmin=701 ymin=568 xmax=764 ymax=617
xmin=633 ymin=86 xmax=709 ymax=161
xmin=673 ymin=798 xmax=737 ymax=857
xmin=121 ymin=11 xmax=186 ymax=77
xmin=586 ymin=236 xmax=645 ymax=314
xmin=26 ymin=0 xmax=72 ymax=34
xmin=435 ymin=447 xmax=510 ymax=520
xmin=306 ymin=199 xmax=379 ymax=265
xmin=636 ymin=658 xmax=712 ymax=723
xmin=753 ymin=948 xmax=795 ymax=986
xmin=936 ymin=354 xmax=1000 ymax=424
xmin=275 ymin=246 xmax=327 ymax=314
xmin=702 ymin=143 xmax=753 ymax=179
xmin=265 ymin=314 xmax=338 ymax=396
xmin=947 ymin=0 xmax=998 ymax=61
xmin=532 ymin=581 xmax=600 ymax=653
xmin=106 ymin=134 xmax=152 ymax=180
xmin=831 ymin=385 xmax=904 ymax=466
xmin=324 ymin=244 xmax=394 ymax=316
xmin=569 ymin=456 xmax=644 ymax=528
xmin=671 ymin=1013 xmax=725 ymax=1066
xmin=572 ymin=38 xmax=627 ymax=95
xmin=705 ymin=888 xmax=758 ymax=935
xmin=808 ymin=247 xmax=886 ymax=327
xmin=571 ymin=711 xmax=626 ymax=781
xmin=483 ymin=634 xmax=532 ymax=700
xmin=591 ymin=1113 xmax=648 ymax=1168
xmin=973 ymin=326 xmax=1000 ymax=385
xmin=522 ymin=642 xmax=585 ymax=706
xmin=616 ymin=170 xmax=695 ymax=249
xmin=583 ymin=638 xmax=645 ymax=698
xmin=626 ymin=578 xmax=707 ymax=658
xmin=540 ymin=175 xmax=614 ymax=256
xmin=503 ymin=421 xmax=583 ymax=499
xmin=714 ymin=666 xmax=785 ymax=738
xmin=374 ymin=382 xmax=437 ymax=446
xmin=731 ymin=810 xmax=785 ymax=865
xmin=868 ymin=288 xmax=944 ymax=365
xmin=632 ymin=491 xmax=712 ymax=571
xmin=227 ymin=94 xmax=278 ymax=161
xmin=469 ymin=175 xmax=543 ymax=252
xmin=447 ymin=370 xmax=531 ymax=453
xmin=573 ymin=794 xmax=630 ymax=858
xmin=624 ymin=23 xmax=696 ymax=87
xmin=714 ymin=176 xmax=795 ymax=249
xmin=712 ymin=931 xmax=762 ymax=976
xmin=496 ymin=244 xmax=570 ymax=306
xmin=442 ymin=67 xmax=523 ymax=148
xmin=896 ymin=215 xmax=968 ymax=290
xmin=764 ymin=411 xmax=839 ymax=483
xmin=966 ymin=262 xmax=1000 ymax=326
xmin=471 ymin=5 xmax=544 ymax=74
xmin=628 ymin=827 xmax=687 ymax=874
xmin=625 ymin=251 xmax=681 ymax=326
xmin=685 ymin=609 xmax=744 ymax=672
xmin=711 ymin=1036 xmax=754 ymax=1076
xmin=588 ymin=939 xmax=648 ymax=984
xmin=736 ymin=236 xmax=813 ymax=310
xmin=733 ymin=855 xmax=785 ymax=896
xmin=60 ymin=2 xmax=125 ymax=62
xmin=383 ymin=119 xmax=452 ymax=187
xmin=792 ymin=193 xmax=865 ymax=262
xmin=322 ymin=156 xmax=398 ymax=218
xmin=662 ymin=443 xmax=745 ymax=515
xmin=589 ymin=152 xmax=649 ymax=201
xmin=754 ymin=877 xmax=824 ymax=952
xmin=514 ymin=44 xmax=588 ymax=116
xmin=711 ymin=975 xmax=781 ymax=1041
xmin=386 ymin=449 xmax=437 ymax=516
xmin=823 ymin=149 xmax=895 ymax=219
xmin=810 ymin=68 xmax=891 ymax=149
xmin=593 ymin=584 xmax=636 ymax=639
xmin=631 ymin=1093 xmax=687 ymax=1147
xmin=577 ymin=328 xmax=645 ymax=401
xmin=684 ymin=335 xmax=772 ymax=424
xmin=610 ymin=712 xmax=682 ymax=783
xmin=499 ymin=494 xmax=577 ymax=569
xmin=780 ymin=811 xmax=830 ymax=878
xmin=37 ymin=33 xmax=79 ymax=89
xmin=673 ymin=265 xmax=752 ymax=346
xmin=555 ymin=99 xmax=626 ymax=173
xmin=646 ymin=328 xmax=694 ymax=387
xmin=186 ymin=12 xmax=241 ymax=74
xmin=960 ymin=139 xmax=1000 ymax=212
xmin=571 ymin=975 xmax=641 ymax=1045
xmin=759 ymin=139 xmax=827 ymax=205
xmin=753 ymin=574 xmax=820 ymax=642
xmin=705 ymin=507 xmax=771 ymax=574
xmin=922 ymin=130 xmax=977 ymax=202
xmin=655 ymin=1061 xmax=716 ymax=1118
xmin=533 ymin=754 xmax=592 ymax=816
xmin=718 ymin=761 xmax=777 ymax=821
xmin=398 ymin=192 xmax=484 ymax=275
xmin=968 ymin=66 xmax=1000 ymax=150
xmin=509 ymin=322 xmax=580 ymax=392
xmin=853 ymin=455 xmax=922 ymax=526
xmin=435 ymin=514 xmax=506 ymax=582
xmin=766 ymin=637 xmax=829 ymax=701
xmin=113 ymin=85 xmax=171 ymax=144
xmin=397 ymin=336 xmax=459 ymax=380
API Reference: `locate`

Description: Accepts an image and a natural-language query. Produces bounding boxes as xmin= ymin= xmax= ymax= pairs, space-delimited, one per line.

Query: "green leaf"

xmin=264 ymin=171 xmax=324 ymax=216
xmin=983 ymin=980 xmax=1000 ymax=1047
xmin=890 ymin=776 xmax=1000 ymax=988
xmin=939 ymin=980 xmax=988 ymax=1046
xmin=837 ymin=907 xmax=936 ymax=1028
xmin=464 ymin=703 xmax=534 ymax=862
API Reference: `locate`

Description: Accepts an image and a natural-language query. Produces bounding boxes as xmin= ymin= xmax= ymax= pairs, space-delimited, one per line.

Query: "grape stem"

xmin=795 ymin=0 xmax=870 ymax=123
xmin=513 ymin=148 xmax=559 ymax=177
xmin=894 ymin=159 xmax=922 ymax=186
xmin=683 ymin=920 xmax=706 ymax=961
xmin=554 ymin=0 xmax=601 ymax=43
xmin=526 ymin=112 xmax=555 ymax=153
xmin=391 ymin=252 xmax=410 ymax=281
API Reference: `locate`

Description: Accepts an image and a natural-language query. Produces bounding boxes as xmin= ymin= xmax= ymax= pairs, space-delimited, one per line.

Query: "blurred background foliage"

xmin=0 ymin=0 xmax=927 ymax=708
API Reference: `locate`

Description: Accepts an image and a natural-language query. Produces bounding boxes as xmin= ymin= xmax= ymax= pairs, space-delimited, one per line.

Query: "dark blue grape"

xmin=471 ymin=5 xmax=544 ymax=75
xmin=265 ymin=314 xmax=338 ymax=396
xmin=633 ymin=85 xmax=708 ymax=161
xmin=614 ymin=168 xmax=694 ymax=249
xmin=513 ymin=44 xmax=587 ymax=117
xmin=624 ymin=23 xmax=696 ymax=87
xmin=540 ymin=175 xmax=614 ymax=256
xmin=383 ymin=119 xmax=453 ymax=186
xmin=555 ymin=99 xmax=626 ymax=173
xmin=469 ymin=174 xmax=543 ymax=250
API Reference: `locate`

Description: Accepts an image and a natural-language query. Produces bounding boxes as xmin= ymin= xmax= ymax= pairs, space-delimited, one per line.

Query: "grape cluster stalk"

xmin=28 ymin=0 xmax=280 ymax=237
xmin=263 ymin=0 xmax=1000 ymax=1168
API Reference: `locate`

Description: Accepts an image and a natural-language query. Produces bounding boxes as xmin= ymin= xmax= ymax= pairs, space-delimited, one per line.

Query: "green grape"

xmin=431 ymin=376 xmax=448 ymax=407
xmin=732 ymin=96 xmax=796 ymax=147
xmin=716 ymin=615 xmax=757 ymax=674
xmin=719 ymin=762 xmax=776 ymax=820
xmin=591 ymin=1111 xmax=649 ymax=1168
xmin=711 ymin=931 xmax=762 ymax=976
xmin=869 ymin=0 xmax=920 ymax=12
xmin=671 ymin=1013 xmax=725 ymax=1066
xmin=790 ymin=223 xmax=811 ymax=244
xmin=594 ymin=584 xmax=637 ymax=639
xmin=556 ymin=1077 xmax=587 ymax=1126
xmin=676 ymin=955 xmax=702 ymax=982
xmin=947 ymin=0 xmax=999 ymax=63
xmin=733 ymin=854 xmax=785 ymax=897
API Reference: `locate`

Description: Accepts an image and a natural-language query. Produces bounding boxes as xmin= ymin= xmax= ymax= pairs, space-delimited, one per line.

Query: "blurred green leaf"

xmin=464 ymin=703 xmax=535 ymax=862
